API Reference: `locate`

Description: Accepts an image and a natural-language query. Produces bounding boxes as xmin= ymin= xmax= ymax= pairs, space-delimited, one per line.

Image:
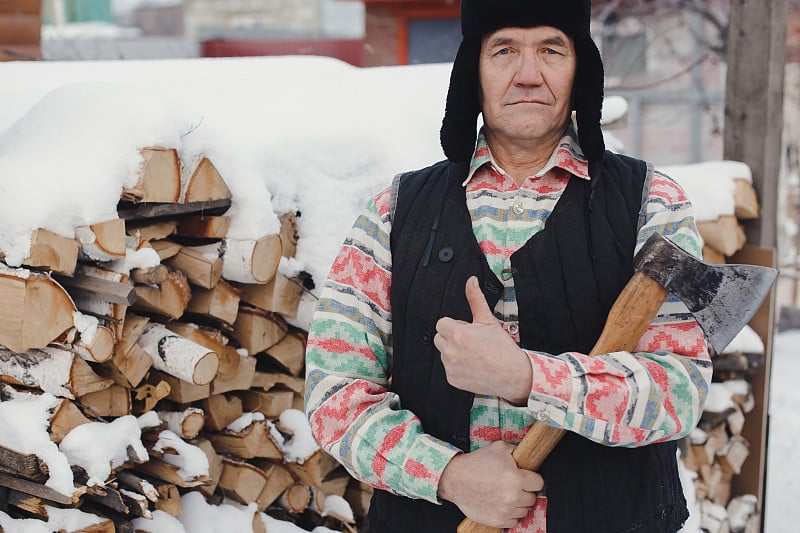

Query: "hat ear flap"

xmin=573 ymin=36 xmax=606 ymax=168
xmin=440 ymin=39 xmax=482 ymax=163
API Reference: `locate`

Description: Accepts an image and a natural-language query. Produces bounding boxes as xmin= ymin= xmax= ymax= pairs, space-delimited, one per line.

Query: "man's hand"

xmin=438 ymin=441 xmax=543 ymax=528
xmin=434 ymin=276 xmax=533 ymax=404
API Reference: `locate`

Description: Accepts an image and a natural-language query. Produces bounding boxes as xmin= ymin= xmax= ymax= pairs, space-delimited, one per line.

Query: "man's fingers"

xmin=465 ymin=276 xmax=495 ymax=324
xmin=521 ymin=471 xmax=544 ymax=493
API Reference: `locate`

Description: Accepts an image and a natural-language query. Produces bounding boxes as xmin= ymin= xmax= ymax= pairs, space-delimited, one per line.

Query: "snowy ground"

xmin=763 ymin=328 xmax=800 ymax=532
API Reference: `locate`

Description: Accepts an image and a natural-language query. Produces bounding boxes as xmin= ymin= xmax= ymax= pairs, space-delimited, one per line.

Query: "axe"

xmin=458 ymin=232 xmax=778 ymax=533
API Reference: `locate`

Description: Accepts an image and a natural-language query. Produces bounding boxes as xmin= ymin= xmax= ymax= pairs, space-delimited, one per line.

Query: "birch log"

xmin=221 ymin=235 xmax=282 ymax=284
xmin=75 ymin=219 xmax=127 ymax=262
xmin=0 ymin=346 xmax=113 ymax=399
xmin=138 ymin=324 xmax=219 ymax=385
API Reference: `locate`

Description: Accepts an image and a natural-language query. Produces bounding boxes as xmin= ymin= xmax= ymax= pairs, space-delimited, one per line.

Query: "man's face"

xmin=479 ymin=26 xmax=576 ymax=146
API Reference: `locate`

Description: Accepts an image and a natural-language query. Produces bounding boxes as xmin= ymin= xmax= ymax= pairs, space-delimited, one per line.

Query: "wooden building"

xmin=0 ymin=0 xmax=42 ymax=61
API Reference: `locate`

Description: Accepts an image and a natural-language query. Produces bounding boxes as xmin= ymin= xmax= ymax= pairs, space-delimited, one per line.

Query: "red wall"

xmin=201 ymin=38 xmax=365 ymax=67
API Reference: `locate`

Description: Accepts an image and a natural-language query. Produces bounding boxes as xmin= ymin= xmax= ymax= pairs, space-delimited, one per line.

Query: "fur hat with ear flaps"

xmin=440 ymin=0 xmax=605 ymax=176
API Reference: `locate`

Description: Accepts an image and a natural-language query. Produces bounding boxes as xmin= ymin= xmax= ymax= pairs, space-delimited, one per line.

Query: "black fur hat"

xmin=440 ymin=0 xmax=605 ymax=174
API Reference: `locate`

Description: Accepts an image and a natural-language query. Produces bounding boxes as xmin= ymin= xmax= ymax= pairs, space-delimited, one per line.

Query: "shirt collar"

xmin=463 ymin=120 xmax=590 ymax=186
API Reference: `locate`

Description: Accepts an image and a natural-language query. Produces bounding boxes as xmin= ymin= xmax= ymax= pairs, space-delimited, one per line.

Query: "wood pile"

xmin=0 ymin=148 xmax=369 ymax=532
xmin=668 ymin=162 xmax=768 ymax=533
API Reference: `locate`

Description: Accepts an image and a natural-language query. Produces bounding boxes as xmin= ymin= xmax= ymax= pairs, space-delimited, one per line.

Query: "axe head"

xmin=634 ymin=233 xmax=778 ymax=354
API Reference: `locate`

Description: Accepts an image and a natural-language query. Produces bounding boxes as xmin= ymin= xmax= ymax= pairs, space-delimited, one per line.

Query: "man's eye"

xmin=497 ymin=48 xmax=511 ymax=55
xmin=544 ymin=48 xmax=559 ymax=55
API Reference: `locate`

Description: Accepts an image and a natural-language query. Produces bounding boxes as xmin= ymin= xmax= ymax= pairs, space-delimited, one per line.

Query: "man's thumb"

xmin=465 ymin=276 xmax=494 ymax=323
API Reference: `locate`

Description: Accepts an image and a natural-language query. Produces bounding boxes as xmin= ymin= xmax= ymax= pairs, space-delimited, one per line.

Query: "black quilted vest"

xmin=367 ymin=152 xmax=688 ymax=533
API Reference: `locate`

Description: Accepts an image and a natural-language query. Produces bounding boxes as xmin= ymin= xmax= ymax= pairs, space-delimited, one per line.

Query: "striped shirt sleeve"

xmin=305 ymin=186 xmax=460 ymax=504
xmin=522 ymin=171 xmax=713 ymax=447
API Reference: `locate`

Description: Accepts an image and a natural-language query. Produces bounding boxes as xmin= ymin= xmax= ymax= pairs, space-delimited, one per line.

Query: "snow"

xmin=132 ymin=510 xmax=186 ymax=533
xmin=0 ymin=393 xmax=75 ymax=495
xmin=178 ymin=492 xmax=257 ymax=533
xmin=721 ymin=325 xmax=764 ymax=355
xmin=72 ymin=311 xmax=99 ymax=345
xmin=278 ymin=408 xmax=320 ymax=463
xmin=0 ymin=506 xmax=105 ymax=533
xmin=0 ymin=53 xmax=797 ymax=532
xmin=322 ymin=495 xmax=354 ymax=522
xmin=152 ymin=429 xmax=209 ymax=481
xmin=600 ymin=95 xmax=629 ymax=125
xmin=226 ymin=411 xmax=265 ymax=433
xmin=59 ymin=415 xmax=148 ymax=486
xmin=108 ymin=246 xmax=161 ymax=274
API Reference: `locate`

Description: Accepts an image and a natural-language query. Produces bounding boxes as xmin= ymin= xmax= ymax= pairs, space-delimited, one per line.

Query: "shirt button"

xmin=536 ymin=409 xmax=551 ymax=423
xmin=508 ymin=322 xmax=519 ymax=335
xmin=512 ymin=203 xmax=525 ymax=215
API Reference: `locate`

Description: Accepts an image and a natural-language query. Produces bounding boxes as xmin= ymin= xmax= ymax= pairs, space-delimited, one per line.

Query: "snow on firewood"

xmin=226 ymin=411 xmax=265 ymax=433
xmin=0 ymin=392 xmax=75 ymax=495
xmin=178 ymin=491 xmax=257 ymax=533
xmin=138 ymin=409 xmax=161 ymax=429
xmin=72 ymin=311 xmax=99 ymax=345
xmin=108 ymin=246 xmax=161 ymax=275
xmin=132 ymin=509 xmax=187 ymax=533
xmin=721 ymin=325 xmax=765 ymax=355
xmin=59 ymin=415 xmax=148 ymax=486
xmin=278 ymin=409 xmax=320 ymax=463
xmin=152 ymin=430 xmax=209 ymax=481
xmin=0 ymin=505 xmax=107 ymax=532
xmin=322 ymin=494 xmax=355 ymax=522
xmin=660 ymin=161 xmax=752 ymax=222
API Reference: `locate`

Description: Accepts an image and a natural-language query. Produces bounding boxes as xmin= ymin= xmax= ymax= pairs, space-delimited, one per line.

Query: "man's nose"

xmin=515 ymin=51 xmax=545 ymax=86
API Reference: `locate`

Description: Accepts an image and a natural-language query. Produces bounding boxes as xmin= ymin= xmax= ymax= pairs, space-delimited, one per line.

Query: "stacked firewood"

xmin=0 ymin=148 xmax=370 ymax=532
xmin=680 ymin=327 xmax=764 ymax=533
xmin=664 ymin=161 xmax=766 ymax=533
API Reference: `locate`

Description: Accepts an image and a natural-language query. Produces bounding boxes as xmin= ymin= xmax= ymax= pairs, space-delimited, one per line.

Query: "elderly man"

xmin=305 ymin=1 xmax=711 ymax=531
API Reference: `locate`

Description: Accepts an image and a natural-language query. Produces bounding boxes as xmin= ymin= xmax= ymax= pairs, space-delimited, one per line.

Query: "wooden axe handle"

xmin=457 ymin=272 xmax=669 ymax=533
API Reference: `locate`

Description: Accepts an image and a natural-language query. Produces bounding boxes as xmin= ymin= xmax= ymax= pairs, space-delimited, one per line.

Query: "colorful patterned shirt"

xmin=305 ymin=124 xmax=712 ymax=532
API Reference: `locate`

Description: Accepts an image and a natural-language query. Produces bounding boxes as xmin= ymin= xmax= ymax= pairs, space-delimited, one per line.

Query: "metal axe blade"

xmin=634 ymin=233 xmax=779 ymax=354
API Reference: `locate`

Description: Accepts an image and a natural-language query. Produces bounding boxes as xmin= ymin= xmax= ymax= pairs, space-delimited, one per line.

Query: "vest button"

xmin=438 ymin=247 xmax=454 ymax=263
xmin=508 ymin=322 xmax=519 ymax=335
xmin=420 ymin=331 xmax=433 ymax=345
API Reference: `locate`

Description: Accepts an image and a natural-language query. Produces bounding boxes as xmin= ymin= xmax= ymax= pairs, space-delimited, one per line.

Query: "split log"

xmin=107 ymin=342 xmax=152 ymax=388
xmin=195 ymin=438 xmax=223 ymax=499
xmin=175 ymin=215 xmax=231 ymax=240
xmin=148 ymin=370 xmax=209 ymax=404
xmin=263 ymin=330 xmax=307 ymax=377
xmin=0 ymin=266 xmax=76 ymax=352
xmin=6 ymin=490 xmax=50 ymax=520
xmin=219 ymin=457 xmax=267 ymax=505
xmin=717 ymin=436 xmax=750 ymax=476
xmin=319 ymin=469 xmax=353 ymax=499
xmin=186 ymin=279 xmax=240 ymax=325
xmin=696 ymin=215 xmax=746 ymax=257
xmin=232 ymin=306 xmax=288 ymax=355
xmin=211 ymin=351 xmax=255 ymax=395
xmin=54 ymin=272 xmax=136 ymax=306
xmin=118 ymin=199 xmax=231 ymax=222
xmin=138 ymin=323 xmax=219 ymax=385
xmin=132 ymin=270 xmax=191 ymax=320
xmin=199 ymin=394 xmax=243 ymax=432
xmin=166 ymin=244 xmax=223 ymax=289
xmin=251 ymin=372 xmax=304 ymax=395
xmin=151 ymin=480 xmax=182 ymax=516
xmin=221 ymin=235 xmax=282 ymax=284
xmin=344 ymin=480 xmax=373 ymax=518
xmin=183 ymin=156 xmax=232 ymax=203
xmin=0 ymin=444 xmax=48 ymax=482
xmin=237 ymin=272 xmax=303 ymax=318
xmin=78 ymin=384 xmax=132 ymax=417
xmin=49 ymin=398 xmax=91 ymax=444
xmin=288 ymin=449 xmax=341 ymax=489
xmin=240 ymin=389 xmax=294 ymax=419
xmin=158 ymin=407 xmax=205 ymax=439
xmin=133 ymin=380 xmax=171 ymax=414
xmin=130 ymin=264 xmax=169 ymax=285
xmin=149 ymin=239 xmax=182 ymax=261
xmin=75 ymin=219 xmax=127 ymax=261
xmin=123 ymin=148 xmax=181 ymax=203
xmin=209 ymin=419 xmax=282 ymax=460
xmin=115 ymin=471 xmax=159 ymax=503
xmin=703 ymin=245 xmax=726 ymax=265
xmin=0 ymin=346 xmax=113 ymax=399
xmin=734 ymin=179 xmax=759 ymax=220
xmin=253 ymin=461 xmax=295 ymax=511
xmin=71 ymin=325 xmax=115 ymax=364
xmin=134 ymin=458 xmax=209 ymax=489
xmin=0 ymin=470 xmax=79 ymax=505
xmin=279 ymin=483 xmax=312 ymax=514
xmin=279 ymin=212 xmax=298 ymax=259
xmin=22 ymin=228 xmax=80 ymax=276
xmin=126 ymin=221 xmax=176 ymax=244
